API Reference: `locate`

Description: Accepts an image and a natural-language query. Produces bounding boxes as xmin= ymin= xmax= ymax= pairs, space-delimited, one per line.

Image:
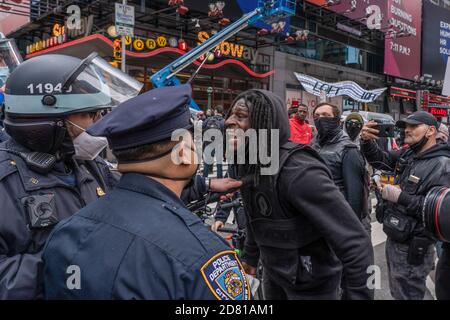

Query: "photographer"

xmin=360 ymin=111 xmax=450 ymax=300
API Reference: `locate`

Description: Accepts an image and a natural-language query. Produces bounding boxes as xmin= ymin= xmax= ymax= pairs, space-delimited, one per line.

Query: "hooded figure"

xmin=344 ymin=112 xmax=365 ymax=143
xmin=225 ymin=90 xmax=374 ymax=300
xmin=312 ymin=104 xmax=369 ymax=223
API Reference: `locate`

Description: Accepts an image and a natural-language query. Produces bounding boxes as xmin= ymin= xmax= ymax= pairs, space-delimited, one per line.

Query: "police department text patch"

xmin=200 ymin=250 xmax=250 ymax=300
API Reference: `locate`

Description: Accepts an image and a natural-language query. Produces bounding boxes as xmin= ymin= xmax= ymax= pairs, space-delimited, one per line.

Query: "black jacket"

xmin=0 ymin=127 xmax=8 ymax=143
xmin=234 ymin=90 xmax=374 ymax=299
xmin=361 ymin=140 xmax=450 ymax=236
xmin=0 ymin=139 xmax=119 ymax=299
xmin=313 ymin=131 xmax=368 ymax=220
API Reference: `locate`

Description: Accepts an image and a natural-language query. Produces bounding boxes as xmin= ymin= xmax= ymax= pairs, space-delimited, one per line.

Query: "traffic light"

xmin=113 ymin=39 xmax=122 ymax=61
xmin=416 ymin=90 xmax=429 ymax=111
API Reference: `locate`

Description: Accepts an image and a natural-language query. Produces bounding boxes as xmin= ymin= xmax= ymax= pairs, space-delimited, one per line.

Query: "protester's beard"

xmin=314 ymin=117 xmax=341 ymax=145
xmin=296 ymin=114 xmax=305 ymax=123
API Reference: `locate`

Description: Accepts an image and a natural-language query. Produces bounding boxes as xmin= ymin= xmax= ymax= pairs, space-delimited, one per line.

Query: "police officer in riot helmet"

xmin=361 ymin=111 xmax=450 ymax=300
xmin=0 ymin=53 xmax=142 ymax=299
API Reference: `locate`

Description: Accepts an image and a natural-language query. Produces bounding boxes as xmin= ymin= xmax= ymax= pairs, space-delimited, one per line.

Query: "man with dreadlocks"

xmin=224 ymin=89 xmax=374 ymax=300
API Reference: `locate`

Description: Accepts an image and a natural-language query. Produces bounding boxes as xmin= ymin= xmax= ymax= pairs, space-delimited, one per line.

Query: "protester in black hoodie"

xmin=225 ymin=90 xmax=374 ymax=300
xmin=312 ymin=103 xmax=368 ymax=221
xmin=361 ymin=111 xmax=450 ymax=300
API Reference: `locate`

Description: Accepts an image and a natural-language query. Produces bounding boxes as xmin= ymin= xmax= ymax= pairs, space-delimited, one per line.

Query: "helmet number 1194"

xmin=27 ymin=83 xmax=72 ymax=94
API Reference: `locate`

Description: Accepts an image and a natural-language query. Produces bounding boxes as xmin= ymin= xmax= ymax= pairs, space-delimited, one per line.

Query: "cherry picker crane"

xmin=150 ymin=0 xmax=297 ymax=110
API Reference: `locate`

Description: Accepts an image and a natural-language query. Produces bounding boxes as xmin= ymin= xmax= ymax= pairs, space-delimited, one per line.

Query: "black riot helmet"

xmin=422 ymin=186 xmax=450 ymax=243
xmin=3 ymin=53 xmax=142 ymax=154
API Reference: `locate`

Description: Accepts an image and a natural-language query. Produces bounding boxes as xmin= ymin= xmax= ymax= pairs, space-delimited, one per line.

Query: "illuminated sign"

xmin=27 ymin=18 xmax=94 ymax=55
xmin=430 ymin=107 xmax=448 ymax=116
xmin=197 ymin=31 xmax=260 ymax=63
xmin=133 ymin=39 xmax=145 ymax=51
xmin=390 ymin=87 xmax=416 ymax=100
xmin=53 ymin=23 xmax=65 ymax=37
xmin=120 ymin=35 xmax=178 ymax=51
xmin=198 ymin=31 xmax=245 ymax=58
xmin=26 ymin=34 xmax=67 ymax=55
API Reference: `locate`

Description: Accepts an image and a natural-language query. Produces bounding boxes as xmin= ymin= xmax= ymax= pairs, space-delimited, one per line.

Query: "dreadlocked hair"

xmin=228 ymin=90 xmax=275 ymax=187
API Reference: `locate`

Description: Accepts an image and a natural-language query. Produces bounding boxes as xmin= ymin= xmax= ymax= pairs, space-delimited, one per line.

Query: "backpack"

xmin=203 ymin=116 xmax=223 ymax=132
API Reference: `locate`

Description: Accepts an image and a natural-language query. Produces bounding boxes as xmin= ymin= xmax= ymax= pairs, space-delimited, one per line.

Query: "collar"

xmin=4 ymin=139 xmax=94 ymax=191
xmin=413 ymin=143 xmax=448 ymax=160
xmin=316 ymin=129 xmax=344 ymax=147
xmin=116 ymin=172 xmax=185 ymax=207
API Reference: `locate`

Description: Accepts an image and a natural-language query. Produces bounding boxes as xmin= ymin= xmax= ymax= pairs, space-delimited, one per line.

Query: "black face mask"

xmin=397 ymin=129 xmax=406 ymax=146
xmin=409 ymin=135 xmax=429 ymax=153
xmin=345 ymin=121 xmax=363 ymax=141
xmin=3 ymin=118 xmax=67 ymax=154
xmin=314 ymin=117 xmax=341 ymax=142
xmin=58 ymin=131 xmax=76 ymax=160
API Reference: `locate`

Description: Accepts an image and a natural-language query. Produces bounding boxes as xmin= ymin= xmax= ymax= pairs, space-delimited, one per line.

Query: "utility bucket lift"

xmin=151 ymin=0 xmax=297 ymax=110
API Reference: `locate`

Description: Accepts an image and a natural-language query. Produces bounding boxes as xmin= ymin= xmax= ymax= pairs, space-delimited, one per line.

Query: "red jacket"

xmin=289 ymin=117 xmax=313 ymax=145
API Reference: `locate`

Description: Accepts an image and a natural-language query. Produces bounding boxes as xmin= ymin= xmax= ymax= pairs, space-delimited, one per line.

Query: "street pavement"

xmin=369 ymin=210 xmax=436 ymax=300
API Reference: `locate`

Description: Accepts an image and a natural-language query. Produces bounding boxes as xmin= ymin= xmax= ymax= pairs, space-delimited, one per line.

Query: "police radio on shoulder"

xmin=0 ymin=148 xmax=56 ymax=174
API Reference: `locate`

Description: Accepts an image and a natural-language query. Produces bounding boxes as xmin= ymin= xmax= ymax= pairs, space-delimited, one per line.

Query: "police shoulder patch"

xmin=200 ymin=250 xmax=250 ymax=300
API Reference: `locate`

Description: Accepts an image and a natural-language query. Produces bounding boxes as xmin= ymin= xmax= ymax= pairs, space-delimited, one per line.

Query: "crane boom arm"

xmin=150 ymin=0 xmax=296 ymax=109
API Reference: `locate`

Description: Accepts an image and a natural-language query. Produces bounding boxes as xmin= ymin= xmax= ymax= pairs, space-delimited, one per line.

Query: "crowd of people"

xmin=0 ymin=53 xmax=449 ymax=300
xmin=286 ymin=103 xmax=450 ymax=300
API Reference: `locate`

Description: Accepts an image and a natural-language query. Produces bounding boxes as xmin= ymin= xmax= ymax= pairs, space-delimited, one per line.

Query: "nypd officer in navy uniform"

xmin=0 ymin=124 xmax=7 ymax=143
xmin=42 ymin=84 xmax=251 ymax=300
xmin=0 ymin=103 xmax=8 ymax=143
xmin=0 ymin=53 xmax=141 ymax=299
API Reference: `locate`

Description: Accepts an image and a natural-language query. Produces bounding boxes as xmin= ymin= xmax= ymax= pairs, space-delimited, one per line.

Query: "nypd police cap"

xmin=87 ymin=84 xmax=192 ymax=151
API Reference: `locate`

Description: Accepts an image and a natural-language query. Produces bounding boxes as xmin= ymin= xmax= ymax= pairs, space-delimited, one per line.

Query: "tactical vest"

xmin=239 ymin=141 xmax=323 ymax=250
xmin=382 ymin=149 xmax=450 ymax=243
xmin=314 ymin=132 xmax=357 ymax=192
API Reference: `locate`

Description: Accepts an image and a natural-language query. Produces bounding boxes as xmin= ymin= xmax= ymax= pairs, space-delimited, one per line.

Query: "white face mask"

xmin=66 ymin=120 xmax=108 ymax=161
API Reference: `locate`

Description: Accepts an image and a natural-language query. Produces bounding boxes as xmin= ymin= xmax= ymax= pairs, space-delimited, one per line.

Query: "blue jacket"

xmin=0 ymin=127 xmax=8 ymax=143
xmin=0 ymin=139 xmax=118 ymax=299
xmin=43 ymin=173 xmax=251 ymax=300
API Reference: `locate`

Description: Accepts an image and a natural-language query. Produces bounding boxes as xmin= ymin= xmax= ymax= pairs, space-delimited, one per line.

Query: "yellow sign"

xmin=156 ymin=36 xmax=167 ymax=47
xmin=124 ymin=36 xmax=132 ymax=45
xmin=133 ymin=39 xmax=145 ymax=51
xmin=52 ymin=23 xmax=65 ymax=37
xmin=146 ymin=38 xmax=156 ymax=50
xmin=198 ymin=31 xmax=245 ymax=59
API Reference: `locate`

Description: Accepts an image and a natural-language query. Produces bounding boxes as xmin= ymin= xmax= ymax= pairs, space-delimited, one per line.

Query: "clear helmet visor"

xmin=0 ymin=38 xmax=22 ymax=88
xmin=63 ymin=53 xmax=143 ymax=109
